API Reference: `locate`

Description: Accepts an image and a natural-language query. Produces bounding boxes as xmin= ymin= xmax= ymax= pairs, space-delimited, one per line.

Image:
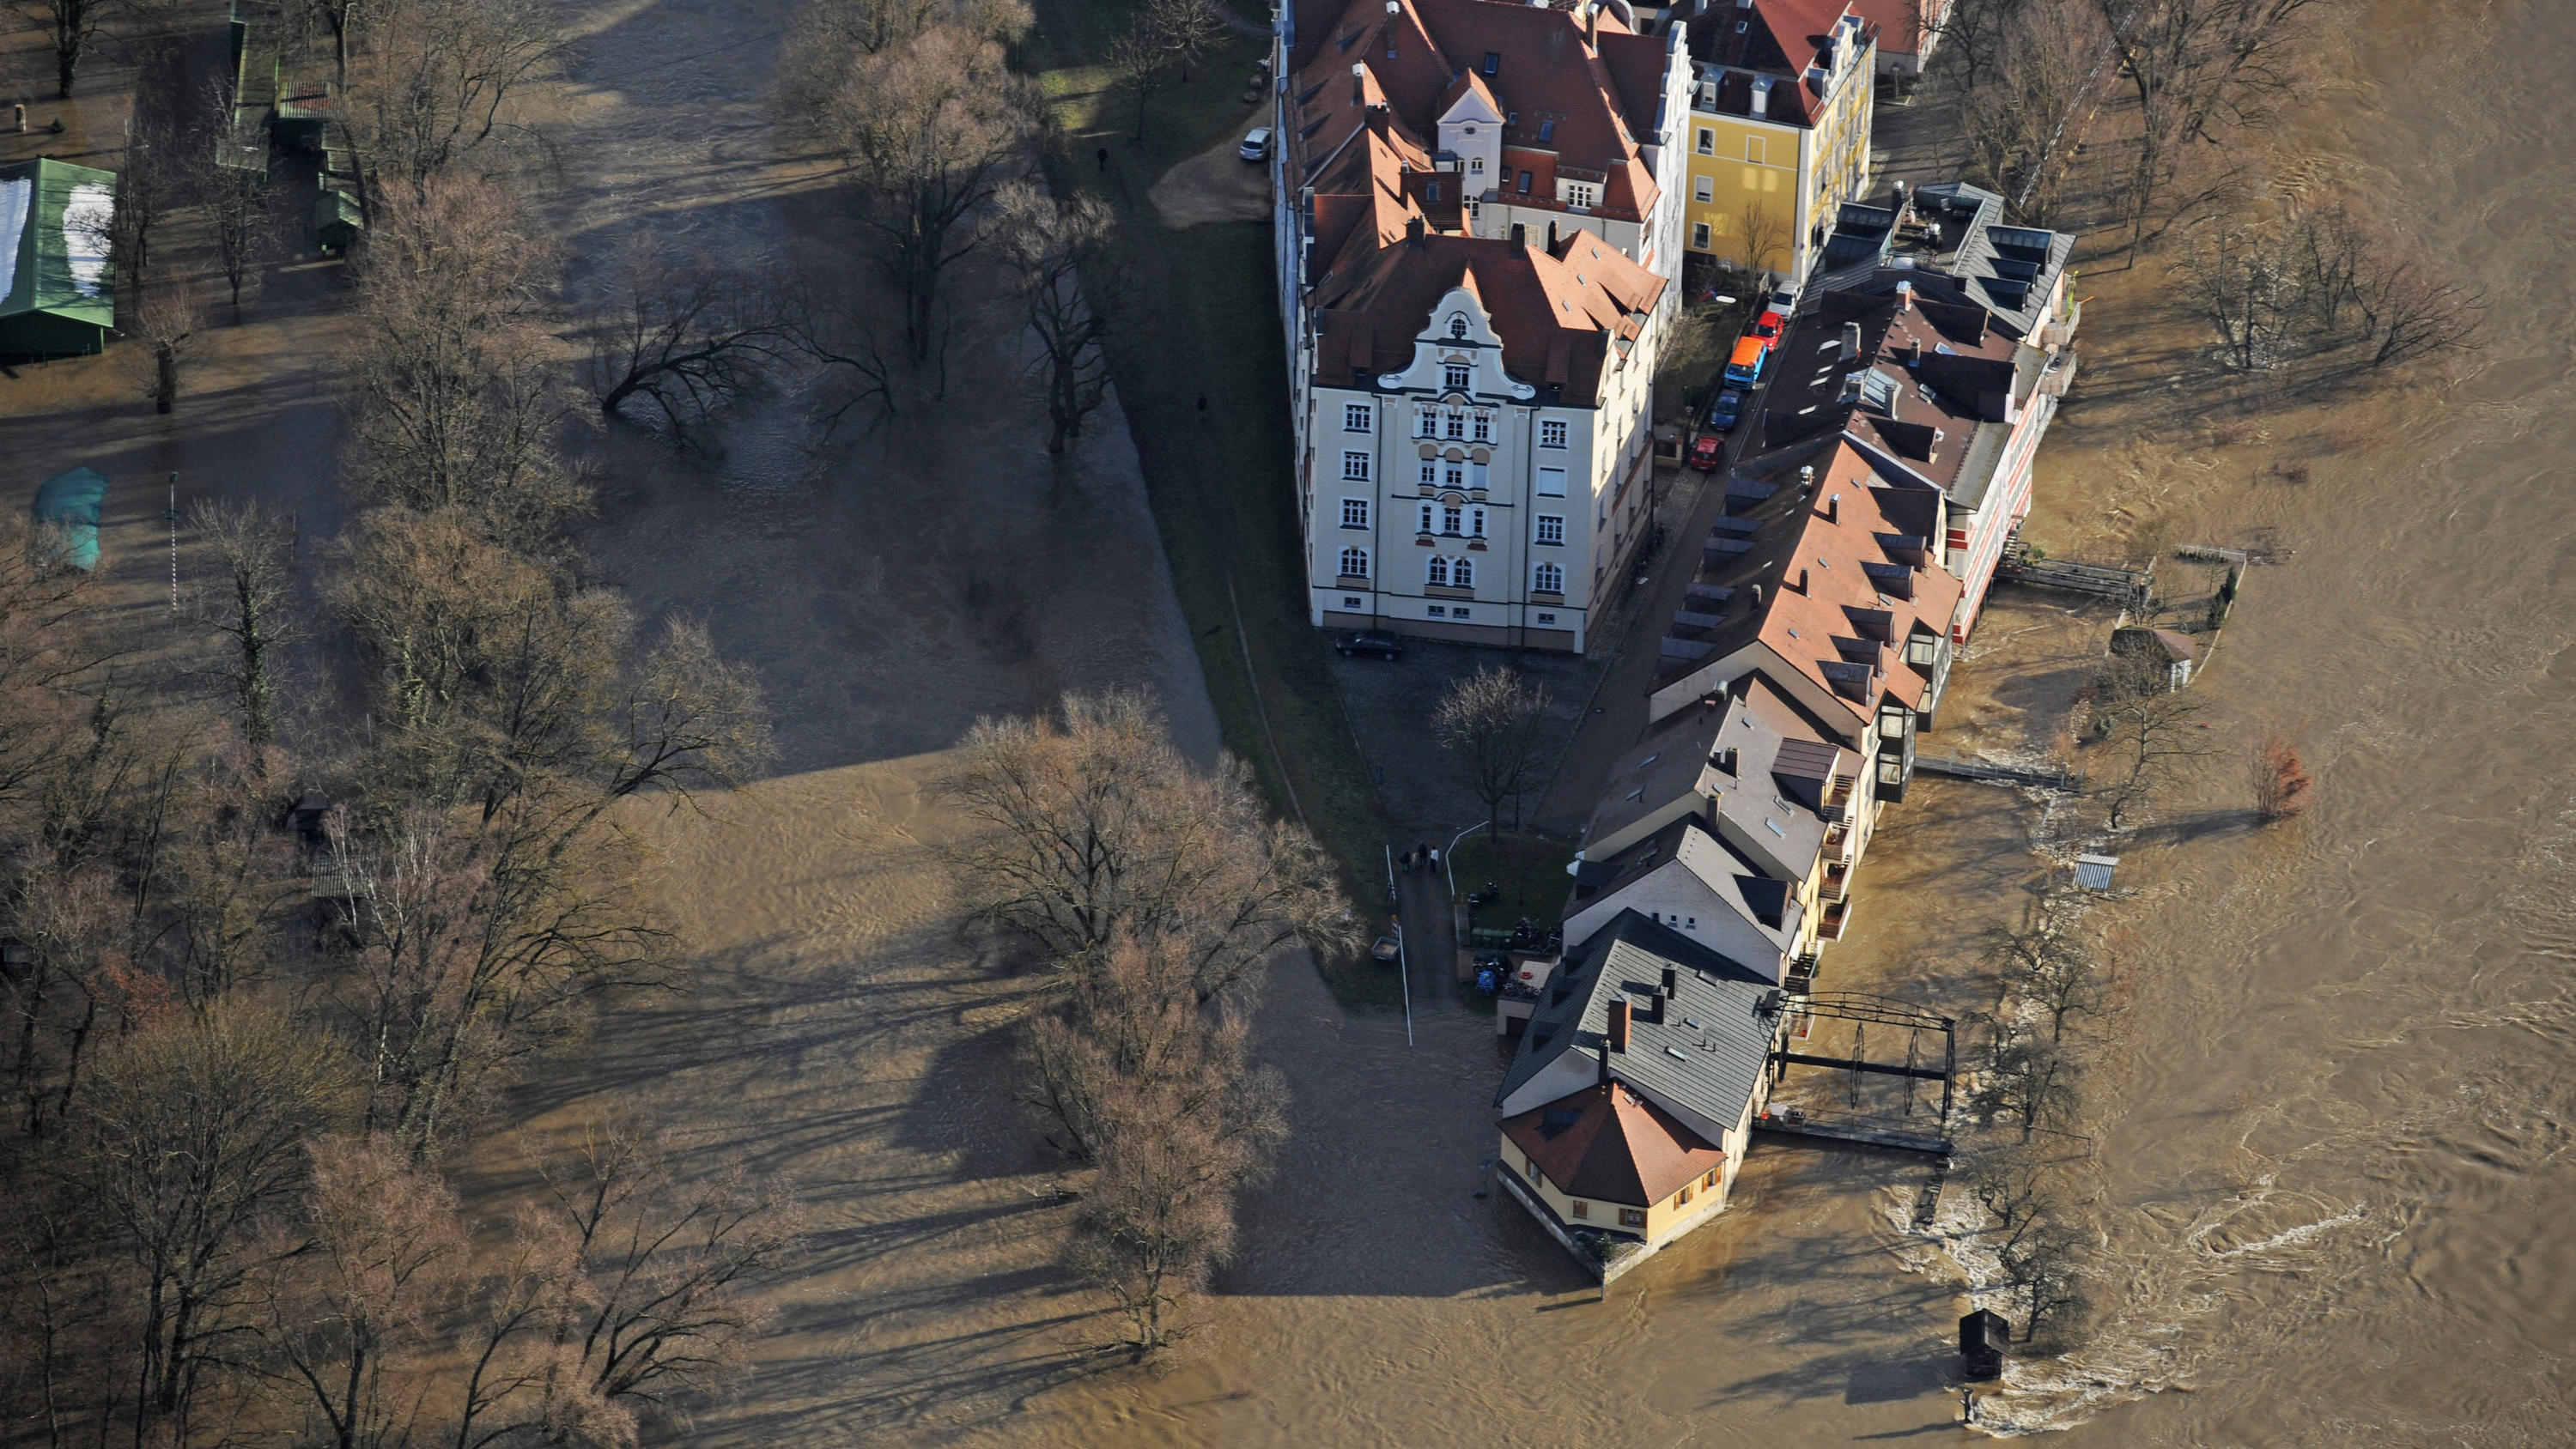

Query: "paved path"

xmin=1393 ymin=847 xmax=1461 ymax=1025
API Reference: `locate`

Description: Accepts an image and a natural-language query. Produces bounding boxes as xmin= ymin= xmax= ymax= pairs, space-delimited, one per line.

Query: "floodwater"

xmin=9 ymin=0 xmax=2567 ymax=1440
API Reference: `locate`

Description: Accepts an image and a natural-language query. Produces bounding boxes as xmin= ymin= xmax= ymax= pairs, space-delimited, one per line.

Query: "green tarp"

xmin=0 ymin=159 xmax=117 ymax=361
xmin=31 ymin=467 xmax=107 ymax=571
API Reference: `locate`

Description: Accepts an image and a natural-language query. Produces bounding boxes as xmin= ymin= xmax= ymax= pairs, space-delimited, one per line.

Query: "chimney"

xmin=1715 ymin=745 xmax=1739 ymax=774
xmin=1661 ymin=966 xmax=1678 ymax=996
xmin=1796 ymin=567 xmax=1809 ymax=595
xmin=1748 ymin=583 xmax=1762 ymax=609
xmin=1586 ymin=3 xmax=1598 ymax=45
xmin=1352 ymin=63 xmax=1365 ymax=106
xmin=1406 ymin=215 xmax=1425 ymax=246
xmin=1825 ymin=492 xmax=1840 ymax=524
xmin=1798 ymin=464 xmax=1815 ymax=493
xmin=1608 ymin=998 xmax=1632 ymax=1053
xmin=1749 ymin=77 xmax=1769 ymax=118
xmin=1547 ymin=220 xmax=1558 ymax=250
xmin=1597 ymin=1038 xmax=1613 ymax=1085
xmin=1510 ymin=221 xmax=1527 ymax=247
xmin=1895 ymin=278 xmax=1914 ymax=312
xmin=1839 ymin=320 xmax=1862 ymax=361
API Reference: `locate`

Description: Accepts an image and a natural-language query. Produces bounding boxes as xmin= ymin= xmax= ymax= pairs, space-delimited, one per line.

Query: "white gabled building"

xmin=1271 ymin=0 xmax=1692 ymax=652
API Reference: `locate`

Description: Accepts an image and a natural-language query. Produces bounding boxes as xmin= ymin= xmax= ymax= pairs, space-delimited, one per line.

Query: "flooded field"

xmin=7 ymin=0 xmax=2569 ymax=1440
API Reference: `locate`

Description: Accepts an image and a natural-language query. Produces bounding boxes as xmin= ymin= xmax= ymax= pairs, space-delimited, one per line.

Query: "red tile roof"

xmin=1503 ymin=1080 xmax=1726 ymax=1207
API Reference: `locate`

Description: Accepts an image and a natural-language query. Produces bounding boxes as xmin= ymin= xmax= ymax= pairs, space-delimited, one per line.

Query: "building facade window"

xmin=1417 ymin=501 xmax=1434 ymax=533
xmin=1540 ymin=419 xmax=1568 ymax=448
xmin=1417 ymin=408 xmax=1437 ymax=437
xmin=1571 ymin=1200 xmax=1590 ymax=1219
xmin=1443 ymin=364 xmax=1471 ymax=391
xmin=1534 ymin=561 xmax=1563 ymax=593
xmin=1694 ymin=176 xmax=1713 ymax=203
xmin=1452 ymin=556 xmax=1473 ymax=587
xmin=1440 ymin=505 xmax=1462 ymax=535
xmin=1419 ymin=459 xmax=1437 ymax=488
xmin=1342 ymin=595 xmax=1365 ymax=609
xmin=1443 ymin=464 xmax=1465 ymax=490
xmin=1693 ymin=221 xmax=1710 ymax=249
xmin=1340 ymin=497 xmax=1370 ymax=529
xmin=1535 ymin=610 xmax=1556 ymax=624
xmin=1449 ymin=314 xmax=1469 ymax=338
xmin=1454 ymin=606 xmax=1471 ymax=619
xmin=1338 ymin=546 xmax=1369 ymax=578
xmin=1444 ymin=409 xmax=1466 ymax=439
xmin=1619 ymin=1208 xmax=1648 ymax=1228
xmin=1536 ymin=514 xmax=1564 ymax=544
xmin=1342 ymin=451 xmax=1370 ymax=481
xmin=1344 ymin=403 xmax=1372 ymax=431
xmin=1470 ymin=156 xmax=1484 ymax=173
xmin=1697 ymin=126 xmax=1713 ymax=154
xmin=1536 ymin=466 xmax=1567 ymax=497
xmin=1473 ymin=411 xmax=1492 ymax=442
xmin=1470 ymin=506 xmax=1486 ymax=537
xmin=1517 ymin=170 xmax=1533 ymax=193
xmin=1426 ymin=555 xmax=1449 ymax=586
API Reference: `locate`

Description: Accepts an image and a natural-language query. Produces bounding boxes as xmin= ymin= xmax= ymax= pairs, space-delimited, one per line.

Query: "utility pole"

xmin=166 ymin=471 xmax=179 ymax=610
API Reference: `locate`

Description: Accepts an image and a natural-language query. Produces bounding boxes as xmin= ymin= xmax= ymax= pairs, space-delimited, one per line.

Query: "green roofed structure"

xmin=0 ymin=160 xmax=118 ymax=361
xmin=32 ymin=467 xmax=109 ymax=572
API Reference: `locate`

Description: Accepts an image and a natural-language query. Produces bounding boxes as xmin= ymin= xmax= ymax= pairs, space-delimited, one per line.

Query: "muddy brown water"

xmin=5 ymin=0 xmax=2569 ymax=1440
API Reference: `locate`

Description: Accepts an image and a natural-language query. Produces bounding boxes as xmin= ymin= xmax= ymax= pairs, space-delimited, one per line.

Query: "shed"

xmin=1959 ymin=1308 xmax=2010 ymax=1380
xmin=2073 ymin=852 xmax=2119 ymax=891
xmin=2111 ymin=625 xmax=2198 ymax=692
xmin=30 ymin=467 xmax=109 ymax=571
xmin=0 ymin=159 xmax=117 ymax=361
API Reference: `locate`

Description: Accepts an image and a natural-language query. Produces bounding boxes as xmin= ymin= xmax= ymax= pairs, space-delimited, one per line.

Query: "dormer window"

xmin=1538 ymin=118 xmax=1556 ymax=143
xmin=1443 ymin=363 xmax=1471 ymax=391
xmin=1481 ymin=51 xmax=1498 ymax=75
xmin=1449 ymin=314 xmax=1469 ymax=339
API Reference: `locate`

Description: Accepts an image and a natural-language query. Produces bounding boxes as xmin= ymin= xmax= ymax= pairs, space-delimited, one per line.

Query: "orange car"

xmin=1723 ymin=335 xmax=1771 ymax=387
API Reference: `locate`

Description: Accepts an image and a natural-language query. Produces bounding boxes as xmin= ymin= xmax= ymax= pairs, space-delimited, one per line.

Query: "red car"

xmin=1752 ymin=308 xmax=1788 ymax=342
xmin=1690 ymin=431 xmax=1724 ymax=470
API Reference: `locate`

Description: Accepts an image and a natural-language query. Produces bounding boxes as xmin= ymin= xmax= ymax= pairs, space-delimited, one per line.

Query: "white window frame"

xmin=1473 ymin=412 xmax=1492 ymax=442
xmin=1540 ymin=419 xmax=1569 ymax=449
xmin=1338 ymin=546 xmax=1370 ymax=578
xmin=1417 ymin=501 xmax=1435 ymax=533
xmin=1444 ymin=409 xmax=1467 ymax=440
xmin=1536 ymin=514 xmax=1564 ymax=545
xmin=1342 ymin=451 xmax=1370 ymax=482
xmin=1441 ymin=504 xmax=1462 ymax=536
xmin=1443 ymin=364 xmax=1472 ymax=391
xmin=1340 ymin=497 xmax=1370 ymax=529
xmin=1696 ymin=127 xmax=1714 ymax=155
xmin=1693 ymin=221 xmax=1711 ymax=250
xmin=1470 ymin=506 xmax=1486 ymax=537
xmin=1694 ymin=176 xmax=1713 ymax=203
xmin=1534 ymin=561 xmax=1564 ymax=593
xmin=1449 ymin=314 xmax=1469 ymax=338
xmin=1344 ymin=403 xmax=1373 ymax=432
xmin=1537 ymin=466 xmax=1568 ymax=497
xmin=1426 ymin=555 xmax=1449 ymax=587
xmin=1452 ymin=556 xmax=1474 ymax=587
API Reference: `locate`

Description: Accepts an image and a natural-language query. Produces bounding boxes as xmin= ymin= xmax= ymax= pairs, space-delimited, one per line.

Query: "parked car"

xmin=1722 ymin=335 xmax=1771 ymax=388
xmin=1706 ymin=386 xmax=1747 ymax=432
xmin=1689 ymin=431 xmax=1723 ymax=471
xmin=1751 ymin=307 xmax=1788 ymax=343
xmin=1239 ymin=127 xmax=1272 ymax=161
xmin=1336 ymin=631 xmax=1403 ymax=659
xmin=1769 ymin=280 xmax=1800 ymax=314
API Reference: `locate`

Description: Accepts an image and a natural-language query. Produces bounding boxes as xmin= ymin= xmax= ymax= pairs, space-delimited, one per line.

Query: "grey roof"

xmin=1565 ymin=817 xmax=1803 ymax=970
xmin=1946 ymin=213 xmax=2076 ymax=343
xmin=1495 ymin=911 xmax=1783 ymax=1131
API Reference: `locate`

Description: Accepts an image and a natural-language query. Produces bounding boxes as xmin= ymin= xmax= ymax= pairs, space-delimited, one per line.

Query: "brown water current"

xmin=9 ymin=0 xmax=2564 ymax=1439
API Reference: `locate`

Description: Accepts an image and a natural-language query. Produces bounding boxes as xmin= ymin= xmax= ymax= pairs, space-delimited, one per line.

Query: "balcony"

xmin=1822 ymin=821 xmax=1853 ymax=861
xmin=1820 ymin=896 xmax=1853 ymax=941
xmin=1821 ymin=861 xmax=1852 ymax=901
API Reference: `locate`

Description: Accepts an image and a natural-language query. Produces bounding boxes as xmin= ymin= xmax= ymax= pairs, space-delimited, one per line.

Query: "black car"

xmin=1705 ymin=387 xmax=1747 ymax=433
xmin=1336 ymin=632 xmax=1404 ymax=660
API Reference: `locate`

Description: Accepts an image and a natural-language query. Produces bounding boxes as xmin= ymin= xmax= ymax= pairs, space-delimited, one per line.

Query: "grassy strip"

xmin=1027 ymin=0 xmax=1400 ymax=1010
xmin=1451 ymin=831 xmax=1577 ymax=942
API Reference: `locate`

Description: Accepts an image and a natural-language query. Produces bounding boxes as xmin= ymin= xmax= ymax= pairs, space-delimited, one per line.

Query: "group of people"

xmin=1399 ymin=840 xmax=1441 ymax=873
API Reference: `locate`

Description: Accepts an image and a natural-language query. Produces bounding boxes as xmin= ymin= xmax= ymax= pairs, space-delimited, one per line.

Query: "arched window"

xmin=1534 ymin=561 xmax=1564 ymax=594
xmin=1339 ymin=546 xmax=1370 ymax=579
xmin=1449 ymin=314 xmax=1469 ymax=339
xmin=1452 ymin=556 xmax=1474 ymax=588
xmin=1426 ymin=555 xmax=1449 ymax=587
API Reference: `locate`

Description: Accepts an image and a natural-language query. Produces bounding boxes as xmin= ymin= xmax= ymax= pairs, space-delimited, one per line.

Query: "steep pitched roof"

xmin=1753 ymin=288 xmax=2027 ymax=498
xmin=1498 ymin=911 xmax=1783 ymax=1145
xmin=1503 ymin=1080 xmax=1726 ymax=1206
xmin=1655 ymin=440 xmax=1963 ymax=737
xmin=1309 ymin=225 xmax=1664 ymax=405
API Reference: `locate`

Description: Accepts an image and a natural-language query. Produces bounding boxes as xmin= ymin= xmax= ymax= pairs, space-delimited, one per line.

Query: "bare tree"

xmin=796 ymin=18 xmax=1040 ymax=364
xmin=607 ymin=617 xmax=776 ymax=803
xmin=1999 ymin=1211 xmax=2093 ymax=1349
xmin=939 ymin=691 xmax=1357 ymax=1001
xmin=342 ymin=174 xmax=585 ymax=543
xmin=996 ymin=183 xmax=1122 ymax=455
xmin=2090 ymin=650 xmax=2210 ymax=829
xmin=2089 ymin=0 xmax=2329 ymax=252
xmin=67 ymin=1001 xmax=354 ymax=1449
xmin=1106 ymin=0 xmax=1224 ymax=142
xmin=1972 ymin=1023 xmax=2081 ymax=1141
xmin=586 ymin=237 xmax=793 ymax=441
xmin=1025 ymin=933 xmax=1284 ymax=1162
xmin=332 ymin=0 xmax=561 ymax=217
xmin=125 ymin=277 xmax=202 ymax=415
xmin=190 ymin=102 xmax=280 ymax=319
xmin=0 ymin=515 xmax=106 ymax=820
xmin=519 ymin=1119 xmax=802 ymax=1434
xmin=108 ymin=46 xmax=193 ymax=315
xmin=1432 ymin=665 xmax=1552 ymax=833
xmin=2250 ymin=729 xmax=2312 ymax=822
xmin=1063 ymin=974 xmax=1282 ymax=1357
xmin=1736 ymin=197 xmax=1789 ymax=278
xmin=189 ymin=500 xmax=301 ymax=752
xmin=253 ymin=1134 xmax=471 ymax=1449
xmin=1956 ymin=0 xmax=2108 ymax=226
xmin=42 ymin=0 xmax=120 ymax=98
xmin=1993 ymin=889 xmax=2103 ymax=1043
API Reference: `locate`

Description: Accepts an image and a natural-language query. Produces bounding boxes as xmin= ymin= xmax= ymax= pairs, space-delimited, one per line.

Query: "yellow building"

xmin=1677 ymin=0 xmax=1875 ymax=279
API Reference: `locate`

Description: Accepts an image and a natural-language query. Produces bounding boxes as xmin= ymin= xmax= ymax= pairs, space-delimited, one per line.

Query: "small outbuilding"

xmin=2110 ymin=625 xmax=2198 ymax=693
xmin=0 ymin=159 xmax=117 ymax=361
xmin=30 ymin=467 xmax=109 ymax=571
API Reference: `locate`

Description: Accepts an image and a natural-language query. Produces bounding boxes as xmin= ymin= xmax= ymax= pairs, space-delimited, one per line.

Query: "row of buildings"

xmin=1262 ymin=0 xmax=2076 ymax=1275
